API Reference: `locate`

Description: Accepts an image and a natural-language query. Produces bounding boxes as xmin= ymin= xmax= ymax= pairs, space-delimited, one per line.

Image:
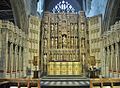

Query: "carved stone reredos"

xmin=43 ymin=11 xmax=79 ymax=23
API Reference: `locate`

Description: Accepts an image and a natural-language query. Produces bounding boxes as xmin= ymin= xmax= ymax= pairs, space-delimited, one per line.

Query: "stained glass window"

xmin=37 ymin=0 xmax=44 ymax=15
xmin=52 ymin=0 xmax=76 ymax=13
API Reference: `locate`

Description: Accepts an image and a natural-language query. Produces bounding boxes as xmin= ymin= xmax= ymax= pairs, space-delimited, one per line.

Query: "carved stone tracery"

xmin=41 ymin=11 xmax=88 ymax=75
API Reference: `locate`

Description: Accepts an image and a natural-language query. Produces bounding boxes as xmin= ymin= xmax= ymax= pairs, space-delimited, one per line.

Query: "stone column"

xmin=112 ymin=44 xmax=116 ymax=77
xmin=75 ymin=50 xmax=77 ymax=61
xmin=21 ymin=46 xmax=23 ymax=77
xmin=110 ymin=45 xmax=114 ymax=77
xmin=22 ymin=39 xmax=27 ymax=78
xmin=12 ymin=44 xmax=16 ymax=78
xmin=102 ymin=47 xmax=106 ymax=77
xmin=44 ymin=54 xmax=47 ymax=73
xmin=118 ymin=42 xmax=120 ymax=77
xmin=107 ymin=46 xmax=111 ymax=77
xmin=7 ymin=42 xmax=12 ymax=78
xmin=15 ymin=45 xmax=18 ymax=78
xmin=19 ymin=46 xmax=22 ymax=77
xmin=13 ymin=44 xmax=16 ymax=78
xmin=108 ymin=47 xmax=111 ymax=78
xmin=105 ymin=47 xmax=109 ymax=77
xmin=114 ymin=43 xmax=119 ymax=77
xmin=76 ymin=37 xmax=78 ymax=49
xmin=10 ymin=43 xmax=13 ymax=78
xmin=11 ymin=44 xmax=14 ymax=78
xmin=0 ymin=28 xmax=2 ymax=77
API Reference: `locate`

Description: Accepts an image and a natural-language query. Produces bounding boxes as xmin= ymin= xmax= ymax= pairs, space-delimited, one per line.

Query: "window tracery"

xmin=52 ymin=0 xmax=76 ymax=13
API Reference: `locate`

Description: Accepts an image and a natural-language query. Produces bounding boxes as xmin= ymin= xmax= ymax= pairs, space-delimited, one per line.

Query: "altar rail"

xmin=90 ymin=78 xmax=120 ymax=88
xmin=0 ymin=78 xmax=40 ymax=88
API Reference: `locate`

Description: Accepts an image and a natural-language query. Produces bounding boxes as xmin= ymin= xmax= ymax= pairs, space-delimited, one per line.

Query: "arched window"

xmin=52 ymin=0 xmax=76 ymax=13
xmin=37 ymin=0 xmax=44 ymax=15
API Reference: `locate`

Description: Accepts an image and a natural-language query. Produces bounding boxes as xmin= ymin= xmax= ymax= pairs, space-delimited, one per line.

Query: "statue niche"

xmin=62 ymin=34 xmax=67 ymax=48
xmin=61 ymin=20 xmax=67 ymax=35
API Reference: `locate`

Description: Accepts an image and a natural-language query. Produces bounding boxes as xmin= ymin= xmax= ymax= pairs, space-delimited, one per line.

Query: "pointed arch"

xmin=52 ymin=0 xmax=76 ymax=13
xmin=45 ymin=0 xmax=81 ymax=13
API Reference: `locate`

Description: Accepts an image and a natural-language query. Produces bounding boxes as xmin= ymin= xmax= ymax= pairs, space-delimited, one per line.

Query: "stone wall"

xmin=88 ymin=15 xmax=102 ymax=68
xmin=102 ymin=21 xmax=120 ymax=78
xmin=27 ymin=15 xmax=41 ymax=78
xmin=0 ymin=20 xmax=26 ymax=78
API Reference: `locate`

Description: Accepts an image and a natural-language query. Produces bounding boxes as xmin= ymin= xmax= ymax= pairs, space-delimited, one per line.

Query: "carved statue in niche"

xmin=44 ymin=24 xmax=48 ymax=30
xmin=73 ymin=54 xmax=75 ymax=61
xmin=75 ymin=24 xmax=77 ymax=30
xmin=70 ymin=53 xmax=72 ymax=61
xmin=51 ymin=16 xmax=54 ymax=22
xmin=51 ymin=52 xmax=54 ymax=61
xmin=54 ymin=24 xmax=57 ymax=36
xmin=71 ymin=37 xmax=73 ymax=48
xmin=73 ymin=16 xmax=77 ymax=22
xmin=58 ymin=14 xmax=62 ymax=21
xmin=55 ymin=24 xmax=57 ymax=30
xmin=61 ymin=20 xmax=67 ymax=34
xmin=60 ymin=53 xmax=62 ymax=61
xmin=55 ymin=38 xmax=57 ymax=48
xmin=44 ymin=54 xmax=47 ymax=64
xmin=51 ymin=24 xmax=54 ymax=31
xmin=51 ymin=38 xmax=54 ymax=47
xmin=44 ymin=39 xmax=47 ymax=48
xmin=70 ymin=24 xmax=74 ymax=34
xmin=81 ymin=23 xmax=85 ymax=30
xmin=67 ymin=15 xmax=70 ymax=19
xmin=51 ymin=24 xmax=54 ymax=36
xmin=74 ymin=24 xmax=78 ymax=35
xmin=75 ymin=38 xmax=78 ymax=48
xmin=50 ymin=52 xmax=52 ymax=61
xmin=56 ymin=53 xmax=58 ymax=60
xmin=58 ymin=53 xmax=60 ymax=61
xmin=53 ymin=53 xmax=56 ymax=61
xmin=62 ymin=34 xmax=67 ymax=48
xmin=44 ymin=30 xmax=47 ymax=37
xmin=8 ymin=31 xmax=12 ymax=41
xmin=62 ymin=36 xmax=66 ymax=43
xmin=66 ymin=53 xmax=69 ymax=61
xmin=81 ymin=39 xmax=85 ymax=48
xmin=71 ymin=24 xmax=74 ymax=30
xmin=54 ymin=52 xmax=57 ymax=61
xmin=62 ymin=14 xmax=66 ymax=20
xmin=62 ymin=51 xmax=64 ymax=61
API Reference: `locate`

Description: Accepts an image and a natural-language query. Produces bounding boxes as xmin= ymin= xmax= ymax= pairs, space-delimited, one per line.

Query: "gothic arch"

xmin=52 ymin=0 xmax=76 ymax=13
xmin=45 ymin=0 xmax=82 ymax=12
xmin=103 ymin=0 xmax=120 ymax=33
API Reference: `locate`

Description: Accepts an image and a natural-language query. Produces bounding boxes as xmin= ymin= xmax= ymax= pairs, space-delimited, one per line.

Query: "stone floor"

xmin=40 ymin=76 xmax=90 ymax=87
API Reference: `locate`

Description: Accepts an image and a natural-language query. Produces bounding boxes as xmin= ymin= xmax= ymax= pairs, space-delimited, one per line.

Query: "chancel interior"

xmin=0 ymin=0 xmax=120 ymax=88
